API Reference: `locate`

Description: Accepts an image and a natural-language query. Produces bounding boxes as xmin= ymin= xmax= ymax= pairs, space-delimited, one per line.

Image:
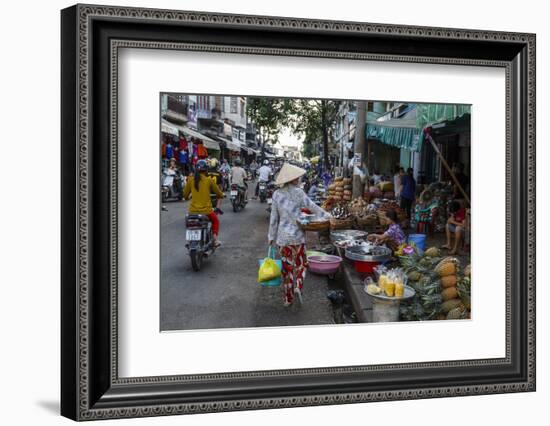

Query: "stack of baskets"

xmin=327 ymin=177 xmax=352 ymax=202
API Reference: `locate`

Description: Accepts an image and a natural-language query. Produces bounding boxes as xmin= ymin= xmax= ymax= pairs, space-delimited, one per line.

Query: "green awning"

xmin=366 ymin=124 xmax=424 ymax=152
xmin=416 ymin=104 xmax=471 ymax=128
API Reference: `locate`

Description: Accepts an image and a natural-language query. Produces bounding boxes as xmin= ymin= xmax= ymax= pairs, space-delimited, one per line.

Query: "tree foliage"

xmin=246 ymin=97 xmax=340 ymax=168
xmin=246 ymin=98 xmax=292 ymax=158
xmin=287 ymin=99 xmax=339 ymax=170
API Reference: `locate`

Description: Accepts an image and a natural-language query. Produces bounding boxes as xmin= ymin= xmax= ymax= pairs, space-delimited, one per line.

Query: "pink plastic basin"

xmin=308 ymin=255 xmax=343 ymax=275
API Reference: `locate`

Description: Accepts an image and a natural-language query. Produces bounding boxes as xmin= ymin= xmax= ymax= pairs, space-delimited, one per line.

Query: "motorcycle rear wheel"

xmin=190 ymin=250 xmax=202 ymax=271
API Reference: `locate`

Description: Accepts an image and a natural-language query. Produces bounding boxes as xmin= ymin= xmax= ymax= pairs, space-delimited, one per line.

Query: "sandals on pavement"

xmin=294 ymin=288 xmax=303 ymax=305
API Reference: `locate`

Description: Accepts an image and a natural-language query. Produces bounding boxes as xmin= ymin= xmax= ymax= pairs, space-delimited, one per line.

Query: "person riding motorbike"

xmin=249 ymin=159 xmax=259 ymax=178
xmin=207 ymin=158 xmax=224 ymax=215
xmin=219 ymin=158 xmax=231 ymax=174
xmin=218 ymin=159 xmax=231 ymax=191
xmin=230 ymin=158 xmax=248 ymax=202
xmin=183 ymin=159 xmax=225 ymax=247
xmin=255 ymin=159 xmax=273 ymax=198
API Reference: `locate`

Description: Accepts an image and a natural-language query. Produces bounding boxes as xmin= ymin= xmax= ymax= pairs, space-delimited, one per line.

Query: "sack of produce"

xmin=378 ymin=181 xmax=394 ymax=192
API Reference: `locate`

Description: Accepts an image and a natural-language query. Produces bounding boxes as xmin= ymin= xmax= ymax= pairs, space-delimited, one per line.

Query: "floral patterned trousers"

xmin=279 ymin=244 xmax=308 ymax=305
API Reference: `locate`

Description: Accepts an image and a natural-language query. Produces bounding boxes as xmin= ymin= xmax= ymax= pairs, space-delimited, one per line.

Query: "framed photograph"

xmin=61 ymin=4 xmax=536 ymax=421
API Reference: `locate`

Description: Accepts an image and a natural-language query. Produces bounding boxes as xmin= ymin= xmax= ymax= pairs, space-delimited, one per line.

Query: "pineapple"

xmin=425 ymin=247 xmax=440 ymax=258
xmin=440 ymin=275 xmax=458 ymax=288
xmin=441 ymin=298 xmax=463 ymax=313
xmin=457 ymin=277 xmax=471 ymax=310
xmin=366 ymin=284 xmax=381 ymax=295
xmin=407 ymin=270 xmax=422 ymax=282
xmin=441 ymin=286 xmax=459 ymax=301
xmin=446 ymin=307 xmax=465 ymax=320
xmin=435 ymin=257 xmax=459 ymax=277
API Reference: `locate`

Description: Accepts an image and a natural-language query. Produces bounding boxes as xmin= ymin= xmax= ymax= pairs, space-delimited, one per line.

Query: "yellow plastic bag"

xmin=258 ymin=253 xmax=282 ymax=283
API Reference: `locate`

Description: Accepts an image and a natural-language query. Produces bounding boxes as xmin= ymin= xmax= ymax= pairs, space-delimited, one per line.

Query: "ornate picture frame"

xmin=61 ymin=4 xmax=535 ymax=421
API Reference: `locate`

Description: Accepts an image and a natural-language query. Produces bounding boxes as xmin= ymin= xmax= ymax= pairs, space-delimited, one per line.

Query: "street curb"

xmin=341 ymin=259 xmax=373 ymax=323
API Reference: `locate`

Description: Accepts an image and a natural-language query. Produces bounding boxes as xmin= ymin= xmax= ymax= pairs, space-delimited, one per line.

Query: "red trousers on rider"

xmin=207 ymin=211 xmax=219 ymax=236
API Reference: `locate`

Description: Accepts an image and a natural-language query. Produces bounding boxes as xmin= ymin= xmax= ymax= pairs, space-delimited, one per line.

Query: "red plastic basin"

xmin=353 ymin=260 xmax=380 ymax=274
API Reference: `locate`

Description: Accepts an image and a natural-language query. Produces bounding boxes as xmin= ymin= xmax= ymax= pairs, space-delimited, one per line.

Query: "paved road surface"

xmin=160 ymin=188 xmax=334 ymax=331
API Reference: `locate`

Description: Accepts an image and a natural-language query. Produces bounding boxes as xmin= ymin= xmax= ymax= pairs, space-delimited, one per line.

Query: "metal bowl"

xmin=330 ymin=229 xmax=368 ymax=242
xmin=345 ymin=245 xmax=392 ymax=262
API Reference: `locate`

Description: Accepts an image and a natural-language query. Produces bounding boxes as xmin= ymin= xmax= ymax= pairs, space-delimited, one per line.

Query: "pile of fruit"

xmin=321 ymin=197 xmax=337 ymax=210
xmin=365 ymin=268 xmax=407 ymax=298
xmin=347 ymin=197 xmax=379 ymax=225
xmin=399 ymin=248 xmax=471 ymax=321
xmin=348 ymin=197 xmax=367 ymax=215
xmin=364 ymin=181 xmax=395 ymax=201
xmin=327 ymin=177 xmax=352 ymax=202
xmin=330 ymin=204 xmax=352 ymax=220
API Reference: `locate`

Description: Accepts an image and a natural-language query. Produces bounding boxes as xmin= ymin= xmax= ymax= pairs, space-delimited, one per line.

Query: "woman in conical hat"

xmin=268 ymin=163 xmax=331 ymax=306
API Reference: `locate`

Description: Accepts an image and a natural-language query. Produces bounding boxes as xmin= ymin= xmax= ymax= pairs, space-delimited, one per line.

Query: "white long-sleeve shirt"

xmin=268 ymin=185 xmax=330 ymax=246
xmin=257 ymin=165 xmax=272 ymax=182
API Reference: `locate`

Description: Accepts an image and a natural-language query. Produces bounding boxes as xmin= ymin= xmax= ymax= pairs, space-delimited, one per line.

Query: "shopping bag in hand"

xmin=257 ymin=247 xmax=282 ymax=283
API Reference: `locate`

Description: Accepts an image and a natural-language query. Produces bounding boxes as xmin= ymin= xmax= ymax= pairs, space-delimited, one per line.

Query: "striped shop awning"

xmin=165 ymin=120 xmax=220 ymax=151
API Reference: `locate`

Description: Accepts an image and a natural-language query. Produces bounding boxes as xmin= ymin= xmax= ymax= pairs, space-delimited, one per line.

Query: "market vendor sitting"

xmin=441 ymin=200 xmax=466 ymax=254
xmin=414 ymin=189 xmax=439 ymax=235
xmin=367 ymin=209 xmax=406 ymax=252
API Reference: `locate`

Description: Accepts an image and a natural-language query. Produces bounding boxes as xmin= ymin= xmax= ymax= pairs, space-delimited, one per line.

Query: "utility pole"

xmin=342 ymin=104 xmax=349 ymax=176
xmin=321 ymin=101 xmax=330 ymax=172
xmin=352 ymin=101 xmax=367 ymax=199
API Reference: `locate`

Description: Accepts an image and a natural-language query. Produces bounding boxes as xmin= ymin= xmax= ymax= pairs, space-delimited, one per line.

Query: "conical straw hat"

xmin=275 ymin=162 xmax=306 ymax=186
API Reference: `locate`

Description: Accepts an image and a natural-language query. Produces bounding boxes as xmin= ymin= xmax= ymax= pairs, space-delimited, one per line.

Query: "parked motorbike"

xmin=161 ymin=169 xmax=184 ymax=202
xmin=230 ymin=183 xmax=247 ymax=212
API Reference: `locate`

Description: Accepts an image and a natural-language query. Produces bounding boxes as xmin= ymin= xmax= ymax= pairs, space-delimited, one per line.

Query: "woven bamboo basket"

xmin=297 ymin=220 xmax=330 ymax=232
xmin=330 ymin=217 xmax=355 ymax=230
xmin=362 ymin=224 xmax=386 ymax=234
xmin=355 ymin=215 xmax=379 ymax=228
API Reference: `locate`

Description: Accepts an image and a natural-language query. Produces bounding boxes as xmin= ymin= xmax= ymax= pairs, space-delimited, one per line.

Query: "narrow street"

xmin=160 ymin=183 xmax=334 ymax=331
